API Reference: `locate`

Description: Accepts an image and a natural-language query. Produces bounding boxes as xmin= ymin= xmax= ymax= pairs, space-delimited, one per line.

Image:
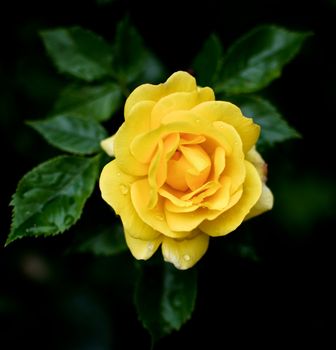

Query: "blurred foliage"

xmin=1 ymin=0 xmax=335 ymax=349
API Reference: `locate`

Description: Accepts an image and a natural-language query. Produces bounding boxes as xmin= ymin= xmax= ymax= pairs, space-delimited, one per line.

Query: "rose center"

xmin=166 ymin=143 xmax=211 ymax=192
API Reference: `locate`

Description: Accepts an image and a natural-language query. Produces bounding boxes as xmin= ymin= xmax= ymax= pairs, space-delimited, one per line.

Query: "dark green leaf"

xmin=52 ymin=83 xmax=123 ymax=122
xmin=40 ymin=27 xmax=113 ymax=81
xmin=192 ymin=33 xmax=223 ymax=86
xmin=28 ymin=115 xmax=107 ymax=155
xmin=232 ymin=95 xmax=300 ymax=148
xmin=7 ymin=155 xmax=100 ymax=244
xmin=113 ymin=18 xmax=166 ymax=85
xmin=140 ymin=51 xmax=167 ymax=84
xmin=135 ymin=263 xmax=197 ymax=343
xmin=215 ymin=25 xmax=310 ymax=94
xmin=76 ymin=224 xmax=128 ymax=256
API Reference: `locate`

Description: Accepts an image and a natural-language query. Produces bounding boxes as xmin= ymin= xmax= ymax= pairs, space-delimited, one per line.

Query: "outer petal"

xmin=245 ymin=183 xmax=274 ymax=220
xmin=125 ymin=84 xmax=164 ymax=119
xmin=246 ymin=146 xmax=268 ymax=181
xmin=124 ymin=71 xmax=198 ymax=118
xmin=151 ymin=88 xmax=214 ymax=128
xmin=245 ymin=147 xmax=273 ymax=219
xmin=100 ymin=135 xmax=115 ymax=156
xmin=114 ymin=101 xmax=155 ymax=176
xmin=99 ymin=160 xmax=160 ymax=240
xmin=124 ymin=231 xmax=162 ymax=260
xmin=191 ymin=101 xmax=260 ymax=153
xmin=165 ymin=71 xmax=198 ymax=93
xmin=162 ymin=232 xmax=209 ymax=270
xmin=199 ymin=161 xmax=262 ymax=236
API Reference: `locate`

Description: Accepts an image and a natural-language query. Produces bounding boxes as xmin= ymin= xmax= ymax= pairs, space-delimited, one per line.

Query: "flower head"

xmin=100 ymin=71 xmax=273 ymax=269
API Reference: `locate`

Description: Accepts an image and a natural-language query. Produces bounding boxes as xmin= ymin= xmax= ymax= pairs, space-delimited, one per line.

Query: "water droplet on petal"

xmin=119 ymin=184 xmax=129 ymax=194
xmin=147 ymin=242 xmax=154 ymax=251
xmin=183 ymin=254 xmax=191 ymax=261
xmin=195 ymin=119 xmax=201 ymax=123
xmin=117 ymin=172 xmax=121 ymax=176
xmin=155 ymin=214 xmax=164 ymax=221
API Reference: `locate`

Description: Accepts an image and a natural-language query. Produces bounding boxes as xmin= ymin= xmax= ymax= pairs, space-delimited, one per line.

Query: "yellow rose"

xmin=100 ymin=71 xmax=273 ymax=269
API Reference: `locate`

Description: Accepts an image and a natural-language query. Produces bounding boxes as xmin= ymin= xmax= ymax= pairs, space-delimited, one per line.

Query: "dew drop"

xmin=183 ymin=254 xmax=191 ymax=261
xmin=119 ymin=184 xmax=129 ymax=194
xmin=155 ymin=214 xmax=164 ymax=221
xmin=195 ymin=119 xmax=201 ymax=123
xmin=117 ymin=172 xmax=121 ymax=176
xmin=147 ymin=242 xmax=154 ymax=251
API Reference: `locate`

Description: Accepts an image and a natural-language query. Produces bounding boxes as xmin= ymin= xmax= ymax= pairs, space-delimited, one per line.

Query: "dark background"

xmin=1 ymin=0 xmax=335 ymax=348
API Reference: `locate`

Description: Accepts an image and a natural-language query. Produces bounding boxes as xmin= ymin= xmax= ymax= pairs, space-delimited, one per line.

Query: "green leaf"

xmin=192 ymin=33 xmax=223 ymax=86
xmin=232 ymin=95 xmax=300 ymax=148
xmin=40 ymin=27 xmax=113 ymax=81
xmin=28 ymin=115 xmax=107 ymax=155
xmin=134 ymin=263 xmax=197 ymax=343
xmin=51 ymin=83 xmax=123 ymax=122
xmin=215 ymin=25 xmax=310 ymax=94
xmin=7 ymin=155 xmax=100 ymax=245
xmin=76 ymin=224 xmax=128 ymax=256
xmin=113 ymin=18 xmax=166 ymax=85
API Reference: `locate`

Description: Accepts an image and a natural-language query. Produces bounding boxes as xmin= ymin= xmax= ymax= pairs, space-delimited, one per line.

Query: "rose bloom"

xmin=100 ymin=71 xmax=273 ymax=269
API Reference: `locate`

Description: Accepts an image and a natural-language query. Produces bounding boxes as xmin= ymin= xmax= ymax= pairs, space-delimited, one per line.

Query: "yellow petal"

xmin=180 ymin=144 xmax=211 ymax=173
xmin=165 ymin=207 xmax=210 ymax=232
xmin=124 ymin=230 xmax=162 ymax=260
xmin=131 ymin=178 xmax=190 ymax=239
xmin=199 ymin=160 xmax=262 ymax=236
xmin=181 ymin=181 xmax=220 ymax=201
xmin=147 ymin=133 xmax=180 ymax=203
xmin=163 ymin=133 xmax=181 ymax=158
xmin=165 ymin=71 xmax=197 ymax=93
xmin=164 ymin=199 xmax=199 ymax=213
xmin=203 ymin=176 xmax=231 ymax=210
xmin=180 ymin=133 xmax=206 ymax=145
xmin=192 ymin=101 xmax=260 ymax=153
xmin=166 ymin=142 xmax=211 ymax=192
xmin=246 ymin=146 xmax=268 ymax=181
xmin=124 ymin=71 xmax=199 ymax=119
xmin=182 ymin=144 xmax=211 ymax=191
xmin=99 ymin=160 xmax=159 ymax=240
xmin=245 ymin=183 xmax=274 ymax=220
xmin=132 ymin=111 xmax=238 ymax=161
xmin=124 ymin=84 xmax=164 ymax=119
xmin=147 ymin=140 xmax=163 ymax=209
xmin=185 ymin=166 xmax=210 ymax=192
xmin=224 ymin=153 xmax=246 ymax=193
xmin=166 ymin=151 xmax=190 ymax=191
xmin=161 ymin=232 xmax=209 ymax=270
xmin=159 ymin=186 xmax=194 ymax=208
xmin=151 ymin=88 xmax=214 ymax=128
xmin=100 ymin=135 xmax=115 ymax=156
xmin=210 ymin=146 xmax=226 ymax=181
xmin=114 ymin=101 xmax=155 ymax=176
